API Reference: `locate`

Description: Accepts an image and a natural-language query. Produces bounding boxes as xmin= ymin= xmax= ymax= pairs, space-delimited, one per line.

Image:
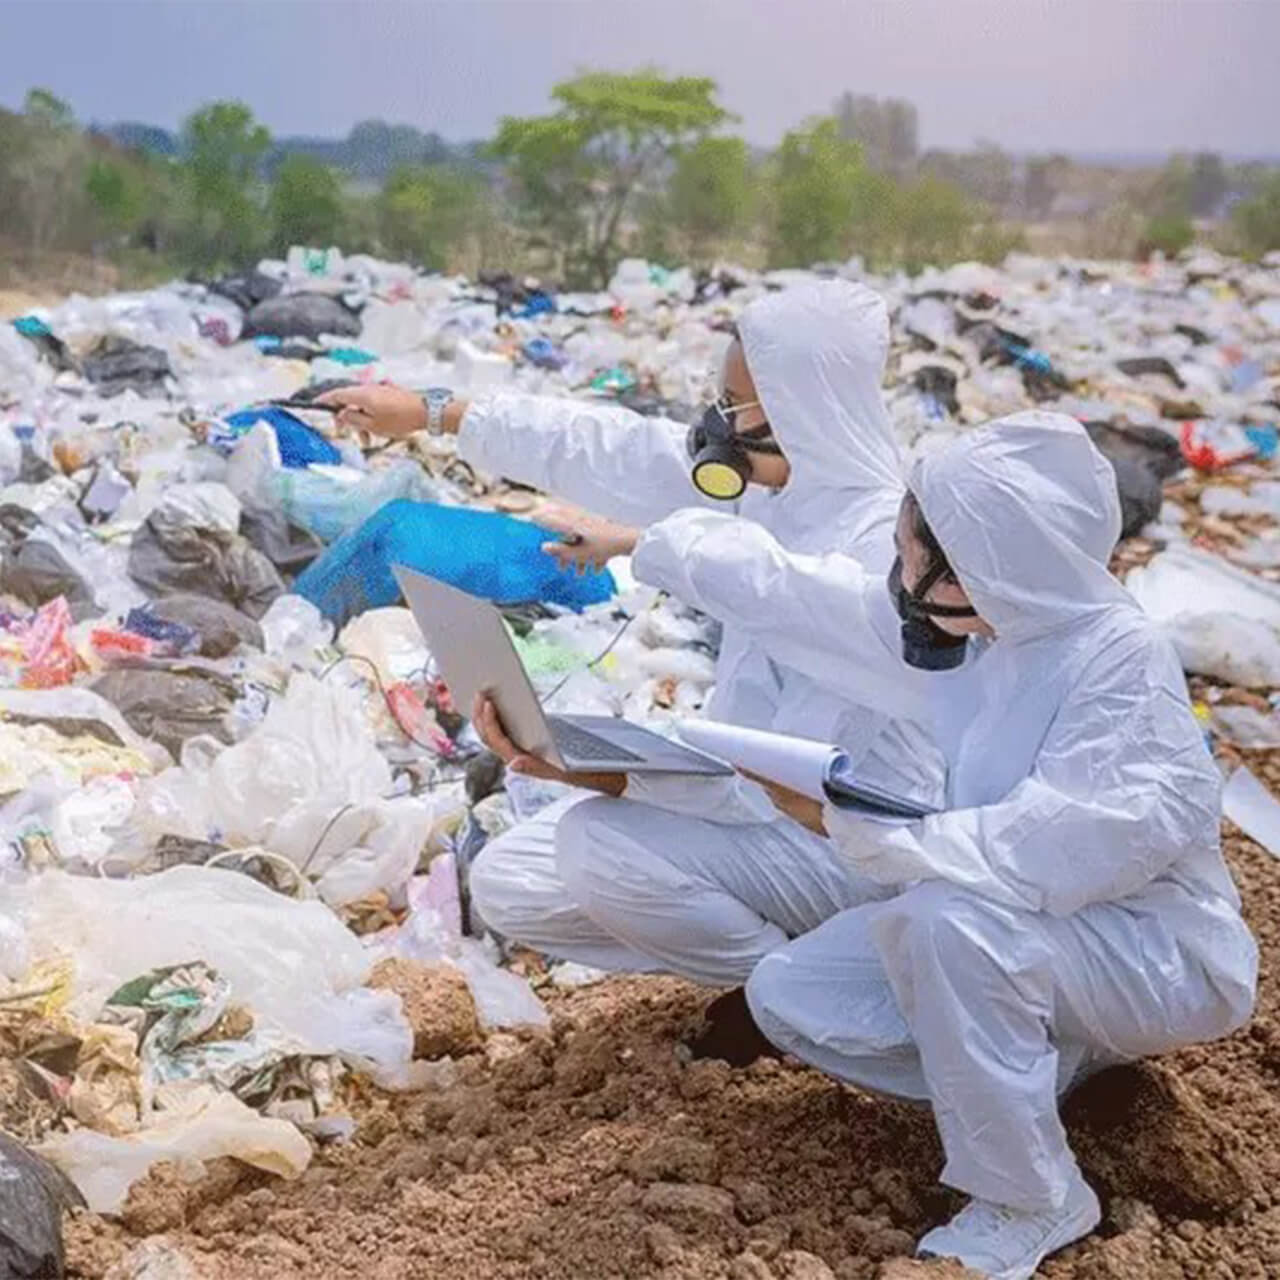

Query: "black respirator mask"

xmin=888 ymin=556 xmax=977 ymax=671
xmin=686 ymin=397 xmax=783 ymax=501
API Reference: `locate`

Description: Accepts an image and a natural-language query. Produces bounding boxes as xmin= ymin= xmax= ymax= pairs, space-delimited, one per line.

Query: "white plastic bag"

xmin=1127 ymin=546 xmax=1280 ymax=686
xmin=338 ymin=607 xmax=430 ymax=686
xmin=123 ymin=673 xmax=425 ymax=905
xmin=259 ymin=594 xmax=333 ymax=662
xmin=38 ymin=1090 xmax=310 ymax=1214
xmin=369 ymin=876 xmax=549 ymax=1030
xmin=6 ymin=866 xmax=411 ymax=1074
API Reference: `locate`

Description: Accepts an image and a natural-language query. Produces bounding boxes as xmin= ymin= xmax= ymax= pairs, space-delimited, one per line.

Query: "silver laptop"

xmin=393 ymin=565 xmax=733 ymax=776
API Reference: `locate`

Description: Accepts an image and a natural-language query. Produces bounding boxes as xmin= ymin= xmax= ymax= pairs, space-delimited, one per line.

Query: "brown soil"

xmin=56 ymin=814 xmax=1280 ymax=1279
xmin=368 ymin=958 xmax=484 ymax=1061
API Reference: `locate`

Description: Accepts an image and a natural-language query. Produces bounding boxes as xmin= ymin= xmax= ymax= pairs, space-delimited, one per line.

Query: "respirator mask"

xmin=686 ymin=394 xmax=782 ymax=500
xmin=888 ymin=555 xmax=976 ymax=671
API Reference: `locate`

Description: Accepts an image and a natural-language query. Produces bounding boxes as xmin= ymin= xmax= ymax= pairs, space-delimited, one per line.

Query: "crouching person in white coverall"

xmin=704 ymin=413 xmax=1254 ymax=1278
xmin=322 ymin=281 xmax=948 ymax=1058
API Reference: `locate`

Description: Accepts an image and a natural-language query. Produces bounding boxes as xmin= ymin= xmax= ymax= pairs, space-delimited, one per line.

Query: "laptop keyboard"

xmin=550 ymin=720 xmax=645 ymax=764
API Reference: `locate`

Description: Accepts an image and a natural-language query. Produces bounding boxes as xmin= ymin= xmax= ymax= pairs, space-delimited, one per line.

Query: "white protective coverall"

xmin=463 ymin=281 xmax=944 ymax=981
xmin=724 ymin=412 xmax=1259 ymax=1213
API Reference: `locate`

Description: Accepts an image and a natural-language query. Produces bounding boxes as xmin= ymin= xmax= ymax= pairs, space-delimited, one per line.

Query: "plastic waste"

xmin=0 ymin=597 xmax=79 ymax=689
xmin=244 ymin=293 xmax=360 ymax=341
xmin=128 ymin=483 xmax=284 ymax=620
xmin=293 ymin=499 xmax=615 ymax=628
xmin=0 ymin=685 xmax=172 ymax=773
xmin=80 ymin=335 xmax=172 ymax=397
xmin=257 ymin=596 xmax=333 ymax=670
xmin=522 ymin=336 xmax=567 ymax=370
xmin=144 ymin=593 xmax=264 ymax=658
xmin=122 ymin=672 xmax=429 ymax=905
xmin=1181 ymin=420 xmax=1279 ymax=470
xmin=38 ymin=1090 xmax=310 ymax=1215
xmin=325 ymin=346 xmax=378 ymax=366
xmin=1083 ymin=421 xmax=1185 ymax=538
xmin=5 ymin=865 xmax=412 ymax=1072
xmin=1223 ymin=766 xmax=1280 ymax=858
xmin=370 ymin=875 xmax=549 ymax=1030
xmin=92 ymin=663 xmax=240 ymax=758
xmin=0 ymin=1131 xmax=84 ymax=1276
xmin=454 ymin=338 xmax=513 ymax=390
xmin=220 ymin=406 xmax=342 ymax=469
xmin=275 ymin=461 xmax=440 ymax=544
xmin=1126 ymin=546 xmax=1280 ymax=687
xmin=1210 ymin=704 xmax=1280 ymax=749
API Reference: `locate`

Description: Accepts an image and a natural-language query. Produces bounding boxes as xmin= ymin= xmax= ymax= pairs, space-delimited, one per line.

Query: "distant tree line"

xmin=2 ymin=78 xmax=1278 ymax=291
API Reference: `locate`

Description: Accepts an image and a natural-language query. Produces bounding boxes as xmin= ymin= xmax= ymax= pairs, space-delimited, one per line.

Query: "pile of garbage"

xmin=0 ymin=242 xmax=1279 ymax=1258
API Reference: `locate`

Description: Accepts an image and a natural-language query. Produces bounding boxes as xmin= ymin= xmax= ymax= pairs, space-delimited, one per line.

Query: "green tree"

xmin=668 ymin=136 xmax=752 ymax=262
xmin=1140 ymin=212 xmax=1195 ymax=258
xmin=896 ymin=176 xmax=981 ymax=273
xmin=85 ymin=154 xmax=149 ymax=238
xmin=179 ymin=101 xmax=271 ymax=270
xmin=379 ymin=165 xmax=487 ymax=271
xmin=1232 ymin=173 xmax=1280 ymax=258
xmin=1150 ymin=155 xmax=1193 ymax=219
xmin=491 ymin=70 xmax=730 ymax=286
xmin=269 ymin=155 xmax=344 ymax=253
xmin=11 ymin=88 xmax=87 ymax=250
xmin=769 ymin=118 xmax=873 ymax=267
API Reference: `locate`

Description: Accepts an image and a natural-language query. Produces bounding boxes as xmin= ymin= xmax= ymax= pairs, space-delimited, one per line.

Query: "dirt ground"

xmin=54 ymin=767 xmax=1280 ymax=1280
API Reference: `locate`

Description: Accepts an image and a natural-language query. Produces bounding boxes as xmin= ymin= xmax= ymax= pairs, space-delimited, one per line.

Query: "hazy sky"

xmin=2 ymin=0 xmax=1277 ymax=155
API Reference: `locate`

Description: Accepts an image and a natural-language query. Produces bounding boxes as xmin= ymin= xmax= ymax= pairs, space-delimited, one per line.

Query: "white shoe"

xmin=916 ymin=1177 xmax=1101 ymax=1280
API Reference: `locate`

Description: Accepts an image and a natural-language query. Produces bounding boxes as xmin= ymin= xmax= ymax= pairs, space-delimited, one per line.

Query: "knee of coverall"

xmin=871 ymin=880 xmax=1056 ymax=1009
xmin=744 ymin=950 xmax=794 ymax=1046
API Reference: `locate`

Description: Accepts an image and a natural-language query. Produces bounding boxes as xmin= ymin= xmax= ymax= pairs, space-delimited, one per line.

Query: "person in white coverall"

xmin=559 ymin=412 xmax=1253 ymax=1278
xmin=320 ymin=281 xmax=945 ymax=1055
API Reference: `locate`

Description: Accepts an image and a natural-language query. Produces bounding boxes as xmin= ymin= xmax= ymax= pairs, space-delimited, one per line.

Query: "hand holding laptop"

xmin=472 ymin=694 xmax=626 ymax=797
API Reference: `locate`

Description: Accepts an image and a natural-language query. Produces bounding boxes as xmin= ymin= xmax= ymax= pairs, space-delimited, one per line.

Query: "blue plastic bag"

xmin=294 ymin=500 xmax=615 ymax=627
xmin=12 ymin=316 xmax=52 ymax=338
xmin=275 ymin=462 xmax=437 ymax=543
xmin=221 ymin=407 xmax=341 ymax=469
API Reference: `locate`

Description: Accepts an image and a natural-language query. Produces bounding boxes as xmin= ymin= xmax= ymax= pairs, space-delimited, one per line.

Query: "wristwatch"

xmin=421 ymin=387 xmax=454 ymax=437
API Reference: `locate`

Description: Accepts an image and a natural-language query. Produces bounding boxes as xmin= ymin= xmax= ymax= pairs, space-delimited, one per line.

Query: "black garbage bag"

xmin=239 ymin=507 xmax=325 ymax=575
xmin=0 ymin=504 xmax=95 ymax=613
xmin=15 ymin=326 xmax=76 ymax=373
xmin=1084 ymin=421 xmax=1185 ymax=539
xmin=0 ymin=1131 xmax=84 ymax=1278
xmin=912 ymin=364 xmax=960 ymax=416
xmin=1 ymin=539 xmax=94 ymax=612
xmin=128 ymin=511 xmax=283 ymax=620
xmin=146 ymin=592 xmax=264 ymax=658
xmin=81 ymin=335 xmax=172 ymax=397
xmin=207 ymin=269 xmax=282 ymax=313
xmin=93 ymin=660 xmax=240 ymax=758
xmin=1115 ymin=356 xmax=1186 ymax=389
xmin=244 ymin=293 xmax=360 ymax=341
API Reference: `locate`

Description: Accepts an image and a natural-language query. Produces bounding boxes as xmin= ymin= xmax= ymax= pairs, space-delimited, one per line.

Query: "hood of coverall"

xmin=736 ymin=280 xmax=904 ymax=499
xmin=911 ymin=411 xmax=1131 ymax=642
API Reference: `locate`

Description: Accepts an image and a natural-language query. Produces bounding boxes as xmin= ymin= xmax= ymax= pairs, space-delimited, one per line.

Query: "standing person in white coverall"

xmin=319 ymin=281 xmax=945 ymax=1058
xmin=572 ymin=412 xmax=1252 ymax=1278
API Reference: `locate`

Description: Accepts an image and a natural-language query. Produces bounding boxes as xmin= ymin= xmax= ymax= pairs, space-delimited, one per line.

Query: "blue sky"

xmin=1 ymin=0 xmax=1277 ymax=154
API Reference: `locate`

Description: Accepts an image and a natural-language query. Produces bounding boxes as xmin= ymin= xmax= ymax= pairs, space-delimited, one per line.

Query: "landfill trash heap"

xmin=0 ymin=242 xmax=1279 ymax=1242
